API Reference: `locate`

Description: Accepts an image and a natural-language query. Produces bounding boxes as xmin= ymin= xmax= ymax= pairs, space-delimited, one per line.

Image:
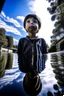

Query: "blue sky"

xmin=0 ymin=0 xmax=54 ymax=45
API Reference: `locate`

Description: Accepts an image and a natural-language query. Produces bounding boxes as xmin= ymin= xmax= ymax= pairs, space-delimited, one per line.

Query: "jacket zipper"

xmin=32 ymin=44 xmax=34 ymax=67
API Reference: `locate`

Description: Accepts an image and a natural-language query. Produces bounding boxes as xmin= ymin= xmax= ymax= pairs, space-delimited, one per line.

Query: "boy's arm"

xmin=17 ymin=39 xmax=22 ymax=70
xmin=42 ymin=39 xmax=48 ymax=61
xmin=42 ymin=39 xmax=48 ymax=54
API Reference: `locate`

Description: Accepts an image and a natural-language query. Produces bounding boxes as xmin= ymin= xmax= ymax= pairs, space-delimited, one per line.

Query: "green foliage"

xmin=47 ymin=2 xmax=57 ymax=15
xmin=0 ymin=28 xmax=8 ymax=49
xmin=5 ymin=53 xmax=13 ymax=69
xmin=48 ymin=45 xmax=56 ymax=52
xmin=0 ymin=70 xmax=5 ymax=78
xmin=0 ymin=28 xmax=6 ymax=36
xmin=0 ymin=55 xmax=7 ymax=77
xmin=46 ymin=0 xmax=64 ymax=49
xmin=47 ymin=0 xmax=64 ymax=21
xmin=57 ymin=0 xmax=64 ymax=6
xmin=0 ymin=35 xmax=8 ymax=49
xmin=13 ymin=45 xmax=18 ymax=48
xmin=6 ymin=36 xmax=13 ymax=48
xmin=47 ymin=1 xmax=57 ymax=21
xmin=0 ymin=28 xmax=14 ymax=50
xmin=47 ymin=0 xmax=64 ymax=5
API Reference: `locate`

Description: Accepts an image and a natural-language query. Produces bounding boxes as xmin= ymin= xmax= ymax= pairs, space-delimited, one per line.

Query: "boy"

xmin=18 ymin=14 xmax=47 ymax=73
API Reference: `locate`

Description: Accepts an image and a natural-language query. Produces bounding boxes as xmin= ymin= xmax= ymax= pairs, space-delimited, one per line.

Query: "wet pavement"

xmin=0 ymin=51 xmax=64 ymax=96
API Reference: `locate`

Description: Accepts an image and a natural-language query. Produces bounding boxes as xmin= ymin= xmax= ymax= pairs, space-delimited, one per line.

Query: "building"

xmin=1 ymin=48 xmax=13 ymax=53
xmin=49 ymin=28 xmax=64 ymax=52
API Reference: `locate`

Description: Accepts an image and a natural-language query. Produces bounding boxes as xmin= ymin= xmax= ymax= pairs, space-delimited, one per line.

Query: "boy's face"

xmin=25 ymin=17 xmax=39 ymax=33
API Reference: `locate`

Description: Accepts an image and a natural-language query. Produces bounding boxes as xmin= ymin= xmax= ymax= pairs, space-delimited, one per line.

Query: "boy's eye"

xmin=26 ymin=19 xmax=38 ymax=23
xmin=27 ymin=20 xmax=30 ymax=23
xmin=33 ymin=20 xmax=37 ymax=23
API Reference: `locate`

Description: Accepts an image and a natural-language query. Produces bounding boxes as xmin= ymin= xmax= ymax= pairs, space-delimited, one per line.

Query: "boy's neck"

xmin=28 ymin=32 xmax=36 ymax=38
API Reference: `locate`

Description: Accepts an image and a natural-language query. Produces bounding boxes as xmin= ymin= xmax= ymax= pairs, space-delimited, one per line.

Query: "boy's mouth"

xmin=28 ymin=26 xmax=37 ymax=32
xmin=29 ymin=25 xmax=36 ymax=29
xmin=29 ymin=25 xmax=34 ymax=28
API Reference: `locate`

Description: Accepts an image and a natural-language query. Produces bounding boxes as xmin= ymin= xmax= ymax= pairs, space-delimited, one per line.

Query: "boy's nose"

xmin=30 ymin=20 xmax=33 ymax=24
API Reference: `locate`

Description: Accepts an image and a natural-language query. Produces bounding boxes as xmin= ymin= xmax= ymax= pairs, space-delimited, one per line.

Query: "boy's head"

xmin=24 ymin=14 xmax=41 ymax=33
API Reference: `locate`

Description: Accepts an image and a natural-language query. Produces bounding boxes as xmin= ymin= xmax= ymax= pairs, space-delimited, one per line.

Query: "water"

xmin=0 ymin=52 xmax=64 ymax=96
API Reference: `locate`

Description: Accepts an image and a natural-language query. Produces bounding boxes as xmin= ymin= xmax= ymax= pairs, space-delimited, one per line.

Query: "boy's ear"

xmin=38 ymin=27 xmax=40 ymax=30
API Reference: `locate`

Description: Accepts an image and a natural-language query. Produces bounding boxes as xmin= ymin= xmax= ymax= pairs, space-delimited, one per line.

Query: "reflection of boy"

xmin=18 ymin=14 xmax=48 ymax=73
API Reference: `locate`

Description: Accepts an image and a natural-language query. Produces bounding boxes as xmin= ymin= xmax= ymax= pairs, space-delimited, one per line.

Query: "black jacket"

xmin=18 ymin=36 xmax=47 ymax=73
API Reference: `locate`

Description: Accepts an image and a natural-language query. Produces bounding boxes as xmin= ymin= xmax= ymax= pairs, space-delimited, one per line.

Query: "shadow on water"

xmin=0 ymin=51 xmax=64 ymax=96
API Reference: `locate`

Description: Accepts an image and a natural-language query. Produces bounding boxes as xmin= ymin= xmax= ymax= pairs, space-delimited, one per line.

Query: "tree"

xmin=6 ymin=36 xmax=13 ymax=49
xmin=46 ymin=0 xmax=64 ymax=48
xmin=0 ymin=28 xmax=8 ymax=50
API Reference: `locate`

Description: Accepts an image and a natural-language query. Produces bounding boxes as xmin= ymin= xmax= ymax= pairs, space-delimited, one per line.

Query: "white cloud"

xmin=6 ymin=16 xmax=21 ymax=27
xmin=1 ymin=11 xmax=6 ymax=18
xmin=28 ymin=0 xmax=55 ymax=46
xmin=0 ymin=19 xmax=22 ymax=36
xmin=16 ymin=16 xmax=25 ymax=22
xmin=0 ymin=11 xmax=26 ymax=36
xmin=1 ymin=11 xmax=23 ymax=28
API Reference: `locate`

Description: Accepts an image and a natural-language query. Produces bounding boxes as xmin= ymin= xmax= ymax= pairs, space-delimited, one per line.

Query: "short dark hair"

xmin=24 ymin=14 xmax=41 ymax=29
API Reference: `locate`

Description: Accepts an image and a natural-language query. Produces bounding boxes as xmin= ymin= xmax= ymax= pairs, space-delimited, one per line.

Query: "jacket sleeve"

xmin=42 ymin=38 xmax=48 ymax=54
xmin=42 ymin=38 xmax=48 ymax=61
xmin=17 ymin=38 xmax=23 ymax=71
